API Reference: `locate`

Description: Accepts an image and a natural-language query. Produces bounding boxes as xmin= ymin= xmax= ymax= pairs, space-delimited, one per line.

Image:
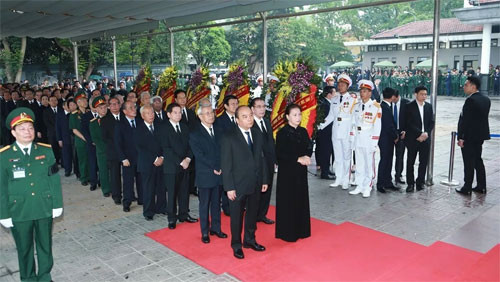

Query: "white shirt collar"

xmin=226 ymin=111 xmax=235 ymax=120
xmin=113 ymin=113 xmax=120 ymax=119
xmin=201 ymin=122 xmax=214 ymax=135
xmin=169 ymin=119 xmax=180 ymax=128
xmin=238 ymin=126 xmax=252 ymax=141
xmin=16 ymin=142 xmax=32 ymax=155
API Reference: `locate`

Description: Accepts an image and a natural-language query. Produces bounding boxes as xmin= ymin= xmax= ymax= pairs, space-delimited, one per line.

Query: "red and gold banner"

xmin=270 ymin=86 xmax=290 ymax=139
xmin=186 ymin=88 xmax=211 ymax=110
xmin=296 ymin=84 xmax=317 ymax=138
xmin=159 ymin=82 xmax=176 ymax=110
xmin=216 ymin=85 xmax=250 ymax=117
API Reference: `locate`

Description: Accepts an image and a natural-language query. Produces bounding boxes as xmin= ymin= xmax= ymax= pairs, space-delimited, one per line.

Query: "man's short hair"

xmin=197 ymin=103 xmax=212 ymax=115
xmin=323 ymin=86 xmax=335 ymax=96
xmin=235 ymin=105 xmax=250 ymax=119
xmin=414 ymin=85 xmax=428 ymax=94
xmin=223 ymin=95 xmax=238 ymax=106
xmin=166 ymin=102 xmax=181 ymax=113
xmin=139 ymin=104 xmax=153 ymax=115
xmin=174 ymin=89 xmax=186 ymax=99
xmin=467 ymin=76 xmax=481 ymax=90
xmin=249 ymin=97 xmax=265 ymax=108
xmin=382 ymin=87 xmax=397 ymax=99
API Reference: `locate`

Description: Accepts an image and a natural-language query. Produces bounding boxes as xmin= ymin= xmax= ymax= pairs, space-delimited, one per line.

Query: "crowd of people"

xmin=0 ymin=66 xmax=492 ymax=281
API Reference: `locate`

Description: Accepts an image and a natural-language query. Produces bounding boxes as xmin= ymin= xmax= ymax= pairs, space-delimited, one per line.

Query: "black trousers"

xmin=316 ymin=125 xmax=334 ymax=177
xmin=406 ymin=140 xmax=430 ymax=185
xmin=377 ymin=139 xmax=394 ymax=188
xmin=48 ymin=135 xmax=61 ymax=165
xmin=220 ymin=187 xmax=229 ymax=214
xmin=108 ymin=160 xmax=122 ymax=201
xmin=122 ymin=164 xmax=142 ymax=208
xmin=229 ymin=190 xmax=260 ymax=250
xmin=394 ymin=138 xmax=406 ymax=178
xmin=198 ymin=186 xmax=221 ymax=236
xmin=61 ymin=140 xmax=73 ymax=175
xmin=461 ymin=140 xmax=486 ymax=189
xmin=257 ymin=165 xmax=274 ymax=221
xmin=140 ymin=167 xmax=165 ymax=217
xmin=165 ymin=170 xmax=190 ymax=222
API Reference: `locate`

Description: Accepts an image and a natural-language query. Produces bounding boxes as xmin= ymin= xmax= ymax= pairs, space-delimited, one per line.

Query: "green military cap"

xmin=92 ymin=96 xmax=106 ymax=108
xmin=5 ymin=107 xmax=36 ymax=130
xmin=74 ymin=92 xmax=87 ymax=103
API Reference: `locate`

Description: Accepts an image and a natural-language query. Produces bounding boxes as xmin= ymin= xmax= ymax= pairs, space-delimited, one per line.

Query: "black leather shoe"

xmin=386 ymin=185 xmax=400 ymax=191
xmin=416 ymin=184 xmax=425 ymax=191
xmin=179 ymin=215 xmax=198 ymax=223
xmin=123 ymin=206 xmax=130 ymax=212
xmin=455 ymin=186 xmax=472 ymax=195
xmin=168 ymin=222 xmax=176 ymax=229
xmin=223 ymin=210 xmax=230 ymax=216
xmin=259 ymin=217 xmax=275 ymax=224
xmin=137 ymin=201 xmax=143 ymax=205
xmin=145 ymin=216 xmax=153 ymax=221
xmin=406 ymin=184 xmax=415 ymax=193
xmin=132 ymin=197 xmax=138 ymax=202
xmin=320 ymin=175 xmax=335 ymax=180
xmin=114 ymin=199 xmax=121 ymax=205
xmin=82 ymin=181 xmax=89 ymax=186
xmin=243 ymin=242 xmax=266 ymax=251
xmin=472 ymin=187 xmax=487 ymax=194
xmin=396 ymin=177 xmax=406 ymax=184
xmin=191 ymin=191 xmax=199 ymax=197
xmin=209 ymin=230 xmax=228 ymax=238
xmin=377 ymin=187 xmax=386 ymax=193
xmin=90 ymin=184 xmax=97 ymax=191
xmin=233 ymin=248 xmax=244 ymax=259
xmin=202 ymin=235 xmax=210 ymax=243
xmin=103 ymin=193 xmax=111 ymax=197
xmin=64 ymin=172 xmax=71 ymax=177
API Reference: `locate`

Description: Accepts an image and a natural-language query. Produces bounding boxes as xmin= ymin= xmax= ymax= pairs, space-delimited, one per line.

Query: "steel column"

xmin=72 ymin=41 xmax=79 ymax=82
xmin=112 ymin=36 xmax=118 ymax=88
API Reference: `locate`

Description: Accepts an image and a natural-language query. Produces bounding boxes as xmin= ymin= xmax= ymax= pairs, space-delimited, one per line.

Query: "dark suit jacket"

xmin=158 ymin=121 xmax=193 ymax=174
xmin=6 ymin=100 xmax=18 ymax=114
xmin=379 ymin=101 xmax=398 ymax=145
xmin=215 ymin=112 xmax=236 ymax=134
xmin=101 ymin=112 xmax=124 ymax=161
xmin=55 ymin=110 xmax=71 ymax=143
xmin=189 ymin=125 xmax=222 ymax=188
xmin=154 ymin=110 xmax=167 ymax=124
xmin=43 ymin=106 xmax=59 ymax=142
xmin=115 ymin=117 xmax=139 ymax=165
xmin=458 ymin=92 xmax=490 ymax=142
xmin=81 ymin=111 xmax=95 ymax=144
xmin=403 ymin=100 xmax=435 ymax=144
xmin=251 ymin=117 xmax=276 ymax=167
xmin=180 ymin=107 xmax=199 ymax=131
xmin=20 ymin=100 xmax=43 ymax=134
xmin=221 ymin=127 xmax=269 ymax=197
xmin=134 ymin=120 xmax=163 ymax=173
xmin=395 ymin=97 xmax=410 ymax=132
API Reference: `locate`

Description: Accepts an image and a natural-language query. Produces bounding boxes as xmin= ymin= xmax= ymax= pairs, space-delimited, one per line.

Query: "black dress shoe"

xmin=395 ymin=177 xmax=406 ymax=184
xmin=123 ymin=206 xmax=130 ymax=212
xmin=113 ymin=199 xmax=122 ymax=205
xmin=137 ymin=201 xmax=143 ymax=205
xmin=416 ymin=184 xmax=425 ymax=191
xmin=209 ymin=230 xmax=228 ymax=238
xmin=259 ymin=217 xmax=275 ymax=224
xmin=82 ymin=181 xmax=89 ymax=186
xmin=90 ymin=184 xmax=97 ymax=191
xmin=168 ymin=222 xmax=176 ymax=229
xmin=223 ymin=210 xmax=230 ymax=216
xmin=472 ymin=187 xmax=487 ymax=194
xmin=455 ymin=186 xmax=472 ymax=195
xmin=179 ymin=215 xmax=198 ymax=223
xmin=320 ymin=175 xmax=335 ymax=180
xmin=386 ymin=185 xmax=400 ymax=191
xmin=201 ymin=235 xmax=210 ymax=244
xmin=103 ymin=193 xmax=111 ymax=197
xmin=65 ymin=172 xmax=71 ymax=177
xmin=406 ymin=184 xmax=415 ymax=193
xmin=233 ymin=248 xmax=244 ymax=259
xmin=132 ymin=197 xmax=138 ymax=202
xmin=145 ymin=216 xmax=153 ymax=221
xmin=243 ymin=242 xmax=266 ymax=251
xmin=191 ymin=191 xmax=199 ymax=197
xmin=377 ymin=187 xmax=386 ymax=193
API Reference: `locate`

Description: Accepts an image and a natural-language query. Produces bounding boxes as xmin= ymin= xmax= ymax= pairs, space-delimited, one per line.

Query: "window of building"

xmin=439 ymin=42 xmax=446 ymax=49
xmin=492 ymin=39 xmax=498 ymax=47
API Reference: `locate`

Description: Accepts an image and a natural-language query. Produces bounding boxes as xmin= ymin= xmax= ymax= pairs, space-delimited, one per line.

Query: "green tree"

xmin=190 ymin=27 xmax=231 ymax=67
xmin=0 ymin=36 xmax=27 ymax=82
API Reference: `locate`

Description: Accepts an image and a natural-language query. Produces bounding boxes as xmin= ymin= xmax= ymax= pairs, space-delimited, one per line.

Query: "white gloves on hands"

xmin=52 ymin=208 xmax=63 ymax=218
xmin=0 ymin=218 xmax=13 ymax=228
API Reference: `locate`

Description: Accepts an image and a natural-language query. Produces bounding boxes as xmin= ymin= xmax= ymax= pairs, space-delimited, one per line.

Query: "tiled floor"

xmin=1 ymin=96 xmax=499 ymax=281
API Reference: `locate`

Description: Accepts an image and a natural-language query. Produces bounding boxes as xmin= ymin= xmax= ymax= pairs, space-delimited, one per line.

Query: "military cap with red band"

xmin=5 ymin=107 xmax=36 ymax=130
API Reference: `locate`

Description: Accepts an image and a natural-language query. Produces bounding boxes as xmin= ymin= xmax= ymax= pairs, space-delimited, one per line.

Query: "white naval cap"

xmin=267 ymin=74 xmax=279 ymax=82
xmin=337 ymin=74 xmax=352 ymax=88
xmin=324 ymin=73 xmax=334 ymax=82
xmin=357 ymin=79 xmax=374 ymax=91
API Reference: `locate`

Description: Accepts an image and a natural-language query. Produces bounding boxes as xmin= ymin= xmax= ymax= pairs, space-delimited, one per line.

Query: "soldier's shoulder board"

xmin=373 ymin=102 xmax=381 ymax=108
xmin=37 ymin=142 xmax=52 ymax=148
xmin=91 ymin=117 xmax=97 ymax=122
xmin=350 ymin=93 xmax=357 ymax=99
xmin=0 ymin=145 xmax=11 ymax=153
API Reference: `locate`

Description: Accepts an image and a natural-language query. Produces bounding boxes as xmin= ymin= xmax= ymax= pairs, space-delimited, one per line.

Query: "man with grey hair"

xmin=140 ymin=91 xmax=151 ymax=107
xmin=151 ymin=95 xmax=166 ymax=123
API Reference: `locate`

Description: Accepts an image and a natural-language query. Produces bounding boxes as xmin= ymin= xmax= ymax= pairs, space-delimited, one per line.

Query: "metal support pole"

xmin=426 ymin=0 xmax=440 ymax=186
xmin=112 ymin=36 xmax=118 ymax=89
xmin=72 ymin=41 xmax=79 ymax=82
xmin=260 ymin=12 xmax=268 ymax=82
xmin=440 ymin=131 xmax=460 ymax=187
xmin=169 ymin=28 xmax=174 ymax=66
xmin=480 ymin=23 xmax=492 ymax=95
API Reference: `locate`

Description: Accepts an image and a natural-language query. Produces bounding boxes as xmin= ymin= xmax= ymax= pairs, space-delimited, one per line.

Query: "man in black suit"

xmin=100 ymin=97 xmax=124 ymax=204
xmin=456 ymin=76 xmax=491 ymax=195
xmin=250 ymin=98 xmax=276 ymax=225
xmin=315 ymin=86 xmax=336 ymax=180
xmin=221 ymin=106 xmax=269 ymax=259
xmin=214 ymin=94 xmax=239 ymax=216
xmin=392 ymin=91 xmax=410 ymax=184
xmin=20 ymin=89 xmax=43 ymax=140
xmin=151 ymin=96 xmax=167 ymax=124
xmin=403 ymin=86 xmax=434 ymax=192
xmin=189 ymin=102 xmax=227 ymax=243
xmin=377 ymin=88 xmax=399 ymax=193
xmin=81 ymin=97 xmax=99 ymax=191
xmin=158 ymin=102 xmax=197 ymax=229
xmin=55 ymin=99 xmax=73 ymax=176
xmin=115 ymin=101 xmax=142 ymax=212
xmin=134 ymin=104 xmax=165 ymax=220
xmin=43 ymin=95 xmax=61 ymax=165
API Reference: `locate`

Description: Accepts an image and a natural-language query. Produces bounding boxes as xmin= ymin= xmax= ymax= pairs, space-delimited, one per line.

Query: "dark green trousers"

xmin=11 ymin=217 xmax=53 ymax=282
xmin=75 ymin=140 xmax=89 ymax=184
xmin=96 ymin=153 xmax=111 ymax=195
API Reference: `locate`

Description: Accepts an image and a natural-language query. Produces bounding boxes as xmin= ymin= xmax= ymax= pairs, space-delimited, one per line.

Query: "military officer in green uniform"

xmin=0 ymin=107 xmax=63 ymax=282
xmin=69 ymin=92 xmax=89 ymax=185
xmin=88 ymin=97 xmax=111 ymax=197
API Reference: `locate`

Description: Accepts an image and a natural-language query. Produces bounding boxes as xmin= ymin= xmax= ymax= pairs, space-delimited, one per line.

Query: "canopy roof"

xmin=1 ymin=0 xmax=333 ymax=40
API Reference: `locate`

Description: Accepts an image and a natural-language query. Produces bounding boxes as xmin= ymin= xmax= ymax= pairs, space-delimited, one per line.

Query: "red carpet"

xmin=146 ymin=207 xmax=499 ymax=281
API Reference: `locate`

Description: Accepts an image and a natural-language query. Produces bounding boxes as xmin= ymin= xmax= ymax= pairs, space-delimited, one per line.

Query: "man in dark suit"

xmin=402 ymin=86 xmax=434 ymax=192
xmin=392 ymin=91 xmax=410 ymax=184
xmin=134 ymin=104 xmax=164 ymax=220
xmin=19 ymin=89 xmax=43 ymax=140
xmin=151 ymin=96 xmax=167 ymax=124
xmin=377 ymin=88 xmax=399 ymax=193
xmin=456 ymin=76 xmax=491 ymax=195
xmin=315 ymin=86 xmax=336 ymax=180
xmin=100 ymin=97 xmax=124 ymax=204
xmin=250 ymin=98 xmax=276 ymax=225
xmin=214 ymin=94 xmax=239 ymax=216
xmin=81 ymin=97 xmax=99 ymax=191
xmin=189 ymin=102 xmax=227 ymax=243
xmin=158 ymin=102 xmax=197 ymax=229
xmin=42 ymin=95 xmax=61 ymax=165
xmin=221 ymin=106 xmax=269 ymax=259
xmin=55 ymin=99 xmax=73 ymax=176
xmin=115 ymin=101 xmax=142 ymax=212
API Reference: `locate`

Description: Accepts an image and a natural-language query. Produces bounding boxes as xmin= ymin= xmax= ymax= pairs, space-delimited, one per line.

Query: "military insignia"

xmin=37 ymin=142 xmax=51 ymax=148
xmin=377 ymin=112 xmax=382 ymax=118
xmin=0 ymin=145 xmax=11 ymax=153
xmin=35 ymin=155 xmax=46 ymax=160
xmin=9 ymin=158 xmax=20 ymax=162
xmin=357 ymin=126 xmax=362 ymax=131
xmin=12 ymin=146 xmax=18 ymax=152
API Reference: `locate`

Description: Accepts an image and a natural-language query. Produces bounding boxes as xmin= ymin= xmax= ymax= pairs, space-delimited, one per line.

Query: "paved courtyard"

xmin=1 ymin=96 xmax=499 ymax=282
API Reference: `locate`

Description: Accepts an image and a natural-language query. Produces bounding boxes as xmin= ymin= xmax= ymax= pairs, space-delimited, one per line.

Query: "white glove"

xmin=52 ymin=208 xmax=63 ymax=218
xmin=0 ymin=218 xmax=13 ymax=228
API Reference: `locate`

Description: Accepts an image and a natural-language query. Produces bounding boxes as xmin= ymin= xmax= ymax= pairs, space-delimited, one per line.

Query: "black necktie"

xmin=245 ymin=131 xmax=253 ymax=152
xmin=149 ymin=125 xmax=154 ymax=134
xmin=23 ymin=148 xmax=29 ymax=156
xmin=131 ymin=119 xmax=136 ymax=128
xmin=157 ymin=113 xmax=162 ymax=120
xmin=176 ymin=124 xmax=181 ymax=134
xmin=231 ymin=116 xmax=235 ymax=125
xmin=53 ymin=108 xmax=57 ymax=114
xmin=209 ymin=127 xmax=214 ymax=139
xmin=182 ymin=109 xmax=188 ymax=121
xmin=260 ymin=120 xmax=267 ymax=134
xmin=340 ymin=95 xmax=343 ymax=103
xmin=115 ymin=115 xmax=119 ymax=121
xmin=362 ymin=104 xmax=365 ymax=111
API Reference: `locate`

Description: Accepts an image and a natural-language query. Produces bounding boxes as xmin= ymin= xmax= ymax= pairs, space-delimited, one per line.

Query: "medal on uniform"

xmin=13 ymin=167 xmax=26 ymax=179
